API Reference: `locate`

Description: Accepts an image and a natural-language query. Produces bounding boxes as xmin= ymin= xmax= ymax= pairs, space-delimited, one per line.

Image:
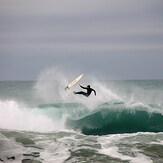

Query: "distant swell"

xmin=67 ymin=109 xmax=163 ymax=135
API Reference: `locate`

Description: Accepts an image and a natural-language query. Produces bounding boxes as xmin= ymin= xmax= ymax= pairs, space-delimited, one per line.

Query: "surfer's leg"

xmin=74 ymin=91 xmax=89 ymax=97
xmin=74 ymin=91 xmax=84 ymax=95
xmin=74 ymin=91 xmax=88 ymax=96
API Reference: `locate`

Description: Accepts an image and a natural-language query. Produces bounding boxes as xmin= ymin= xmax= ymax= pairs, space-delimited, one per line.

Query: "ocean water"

xmin=0 ymin=79 xmax=163 ymax=163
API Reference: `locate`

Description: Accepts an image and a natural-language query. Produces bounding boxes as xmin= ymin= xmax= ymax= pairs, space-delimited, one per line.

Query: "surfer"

xmin=74 ymin=85 xmax=96 ymax=97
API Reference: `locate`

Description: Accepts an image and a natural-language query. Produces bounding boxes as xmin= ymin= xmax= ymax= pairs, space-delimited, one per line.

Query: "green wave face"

xmin=66 ymin=106 xmax=163 ymax=135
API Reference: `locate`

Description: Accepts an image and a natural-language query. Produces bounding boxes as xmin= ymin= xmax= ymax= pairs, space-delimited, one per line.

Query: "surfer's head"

xmin=87 ymin=85 xmax=90 ymax=88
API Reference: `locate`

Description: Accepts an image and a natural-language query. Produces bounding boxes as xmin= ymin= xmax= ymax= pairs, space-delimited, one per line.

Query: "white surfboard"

xmin=65 ymin=74 xmax=83 ymax=90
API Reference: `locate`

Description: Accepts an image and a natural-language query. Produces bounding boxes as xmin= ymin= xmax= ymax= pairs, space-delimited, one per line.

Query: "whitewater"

xmin=0 ymin=71 xmax=163 ymax=163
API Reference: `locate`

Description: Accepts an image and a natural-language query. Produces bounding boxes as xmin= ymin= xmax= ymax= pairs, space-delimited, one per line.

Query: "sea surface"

xmin=0 ymin=79 xmax=163 ymax=163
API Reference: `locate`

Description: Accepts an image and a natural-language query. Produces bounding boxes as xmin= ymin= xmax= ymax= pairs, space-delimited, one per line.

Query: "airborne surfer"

xmin=74 ymin=84 xmax=96 ymax=97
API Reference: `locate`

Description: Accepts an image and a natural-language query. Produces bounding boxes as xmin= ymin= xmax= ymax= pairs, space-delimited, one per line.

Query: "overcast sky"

xmin=0 ymin=0 xmax=163 ymax=80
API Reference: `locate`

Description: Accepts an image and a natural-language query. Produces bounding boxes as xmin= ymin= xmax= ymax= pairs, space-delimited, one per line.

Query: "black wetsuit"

xmin=74 ymin=85 xmax=96 ymax=97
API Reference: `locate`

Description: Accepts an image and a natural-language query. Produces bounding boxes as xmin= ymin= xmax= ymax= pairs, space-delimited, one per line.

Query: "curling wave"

xmin=66 ymin=103 xmax=163 ymax=135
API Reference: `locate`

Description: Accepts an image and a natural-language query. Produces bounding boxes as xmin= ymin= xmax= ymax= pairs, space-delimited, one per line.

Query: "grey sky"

xmin=0 ymin=0 xmax=163 ymax=80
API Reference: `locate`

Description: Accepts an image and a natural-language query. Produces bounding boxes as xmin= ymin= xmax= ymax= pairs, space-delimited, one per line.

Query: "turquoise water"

xmin=0 ymin=80 xmax=163 ymax=162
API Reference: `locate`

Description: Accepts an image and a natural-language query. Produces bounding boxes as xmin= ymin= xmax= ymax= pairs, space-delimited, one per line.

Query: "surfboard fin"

xmin=65 ymin=86 xmax=69 ymax=90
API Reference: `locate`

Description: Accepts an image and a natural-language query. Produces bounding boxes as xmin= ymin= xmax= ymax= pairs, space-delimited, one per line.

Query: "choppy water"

xmin=0 ymin=78 xmax=163 ymax=163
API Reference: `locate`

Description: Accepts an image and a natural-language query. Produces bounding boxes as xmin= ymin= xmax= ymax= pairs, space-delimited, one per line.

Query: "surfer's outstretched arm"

xmin=92 ymin=89 xmax=96 ymax=96
xmin=79 ymin=85 xmax=87 ymax=89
